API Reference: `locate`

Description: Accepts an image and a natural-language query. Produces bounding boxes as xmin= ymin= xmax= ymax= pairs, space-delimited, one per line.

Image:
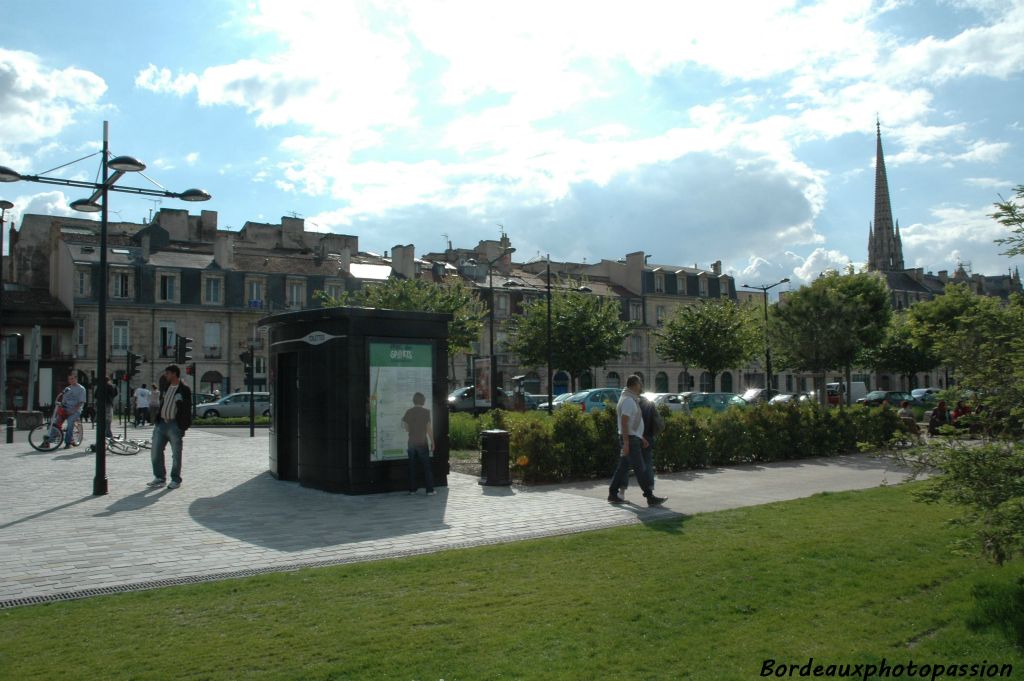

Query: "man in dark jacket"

xmin=147 ymin=365 xmax=192 ymax=490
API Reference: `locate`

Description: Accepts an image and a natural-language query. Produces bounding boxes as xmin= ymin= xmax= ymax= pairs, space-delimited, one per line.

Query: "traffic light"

xmin=175 ymin=336 xmax=193 ymax=364
xmin=240 ymin=350 xmax=253 ymax=382
xmin=127 ymin=351 xmax=140 ymax=379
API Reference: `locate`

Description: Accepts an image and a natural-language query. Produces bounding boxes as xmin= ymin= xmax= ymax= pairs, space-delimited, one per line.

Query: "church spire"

xmin=867 ymin=120 xmax=904 ymax=271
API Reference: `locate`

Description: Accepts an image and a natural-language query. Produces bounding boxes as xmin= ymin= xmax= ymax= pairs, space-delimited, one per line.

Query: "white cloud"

xmin=0 ymin=48 xmax=106 ymax=152
xmin=791 ymin=247 xmax=858 ymax=283
xmin=900 ymin=202 xmax=1013 ymax=273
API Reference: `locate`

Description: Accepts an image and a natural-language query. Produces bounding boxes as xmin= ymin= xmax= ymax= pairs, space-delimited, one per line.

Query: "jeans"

xmin=136 ymin=407 xmax=149 ymax=427
xmin=610 ymin=435 xmax=653 ymax=496
xmin=105 ymin=406 xmax=114 ymax=439
xmin=50 ymin=410 xmax=80 ymax=446
xmin=152 ymin=420 xmax=184 ymax=483
xmin=407 ymin=445 xmax=434 ymax=493
xmin=621 ymin=438 xmax=654 ymax=492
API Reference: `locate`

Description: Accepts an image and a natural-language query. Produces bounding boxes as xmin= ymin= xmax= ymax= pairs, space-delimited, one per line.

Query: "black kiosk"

xmin=259 ymin=306 xmax=451 ymax=494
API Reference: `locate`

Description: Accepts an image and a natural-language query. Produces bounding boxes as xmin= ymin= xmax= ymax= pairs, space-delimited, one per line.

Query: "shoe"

xmin=426 ymin=490 xmax=437 ymax=496
xmin=645 ymin=494 xmax=667 ymax=507
xmin=607 ymin=495 xmax=626 ymax=504
xmin=63 ymin=443 xmax=73 ymax=449
xmin=167 ymin=481 xmax=180 ymax=490
xmin=146 ymin=478 xmax=166 ymax=488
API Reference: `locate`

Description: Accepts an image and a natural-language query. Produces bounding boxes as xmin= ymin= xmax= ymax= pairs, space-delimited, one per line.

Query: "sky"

xmin=1 ymin=0 xmax=1022 ymax=290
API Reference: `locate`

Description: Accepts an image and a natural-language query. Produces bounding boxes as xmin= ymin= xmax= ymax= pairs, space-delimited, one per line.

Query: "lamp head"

xmin=70 ymin=199 xmax=103 ymax=213
xmin=0 ymin=166 xmax=22 ymax=183
xmin=178 ymin=188 xmax=212 ymax=202
xmin=0 ymin=200 xmax=13 ymax=210
xmin=107 ymin=156 xmax=146 ymax=173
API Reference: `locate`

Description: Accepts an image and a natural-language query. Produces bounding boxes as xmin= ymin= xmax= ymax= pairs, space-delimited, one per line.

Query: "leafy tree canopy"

xmin=507 ymin=282 xmax=633 ymax=390
xmin=992 ymin=184 xmax=1024 ymax=258
xmin=315 ymin=277 xmax=486 ymax=357
xmin=769 ymin=271 xmax=890 ymax=381
xmin=654 ymin=299 xmax=760 ymax=383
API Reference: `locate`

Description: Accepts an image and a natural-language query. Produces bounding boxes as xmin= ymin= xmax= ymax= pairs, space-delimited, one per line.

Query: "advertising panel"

xmin=473 ymin=356 xmax=492 ymax=410
xmin=369 ymin=341 xmax=433 ymax=461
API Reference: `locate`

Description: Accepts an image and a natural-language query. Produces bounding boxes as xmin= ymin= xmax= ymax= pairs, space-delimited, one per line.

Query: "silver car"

xmin=197 ymin=392 xmax=272 ymax=418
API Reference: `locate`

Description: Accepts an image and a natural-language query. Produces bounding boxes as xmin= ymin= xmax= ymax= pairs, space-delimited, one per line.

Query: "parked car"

xmin=447 ymin=386 xmax=514 ymax=412
xmin=740 ymin=388 xmax=778 ymax=404
xmin=642 ymin=392 xmax=688 ymax=412
xmin=536 ymin=392 xmax=574 ymax=411
xmin=684 ymin=392 xmax=748 ymax=413
xmin=197 ymin=391 xmax=273 ymax=418
xmin=522 ymin=393 xmax=543 ymax=410
xmin=768 ymin=392 xmax=816 ymax=405
xmin=564 ymin=387 xmax=622 ymax=413
xmin=856 ymin=390 xmax=916 ymax=407
xmin=911 ymin=388 xmax=941 ymax=404
xmin=827 ymin=381 xmax=868 ymax=406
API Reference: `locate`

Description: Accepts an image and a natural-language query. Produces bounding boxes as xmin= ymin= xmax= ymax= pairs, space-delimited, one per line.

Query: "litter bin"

xmin=479 ymin=429 xmax=511 ymax=486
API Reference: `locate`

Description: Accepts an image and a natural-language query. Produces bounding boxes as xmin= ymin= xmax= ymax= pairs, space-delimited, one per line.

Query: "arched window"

xmin=580 ymin=370 xmax=594 ymax=390
xmin=700 ymin=371 xmax=713 ymax=392
xmin=553 ymin=370 xmax=570 ymax=395
xmin=678 ymin=371 xmax=692 ymax=392
xmin=606 ymin=371 xmax=621 ymax=388
xmin=655 ymin=372 xmax=669 ymax=392
xmin=720 ymin=371 xmax=733 ymax=392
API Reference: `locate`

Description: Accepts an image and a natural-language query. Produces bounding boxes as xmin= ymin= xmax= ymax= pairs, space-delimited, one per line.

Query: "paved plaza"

xmin=0 ymin=427 xmax=914 ymax=608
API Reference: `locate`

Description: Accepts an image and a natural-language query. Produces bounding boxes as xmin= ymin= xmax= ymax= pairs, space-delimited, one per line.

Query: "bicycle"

xmin=28 ymin=405 xmax=85 ymax=452
xmin=87 ymin=434 xmax=142 ymax=455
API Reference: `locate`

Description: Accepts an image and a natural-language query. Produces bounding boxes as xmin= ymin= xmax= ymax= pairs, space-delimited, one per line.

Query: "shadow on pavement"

xmin=188 ymin=472 xmax=451 ymax=552
xmin=94 ymin=488 xmax=170 ymax=517
xmin=0 ymin=495 xmax=95 ymax=530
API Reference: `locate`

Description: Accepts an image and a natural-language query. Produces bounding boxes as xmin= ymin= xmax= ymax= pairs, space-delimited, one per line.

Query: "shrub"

xmin=448 ymin=412 xmax=481 ymax=450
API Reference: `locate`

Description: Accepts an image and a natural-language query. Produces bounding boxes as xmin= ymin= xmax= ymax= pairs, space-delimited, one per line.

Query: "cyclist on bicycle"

xmin=47 ymin=370 xmax=87 ymax=449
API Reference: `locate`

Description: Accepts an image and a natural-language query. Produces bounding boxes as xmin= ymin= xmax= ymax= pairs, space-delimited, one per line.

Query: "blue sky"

xmin=2 ymin=0 xmax=1022 ymax=288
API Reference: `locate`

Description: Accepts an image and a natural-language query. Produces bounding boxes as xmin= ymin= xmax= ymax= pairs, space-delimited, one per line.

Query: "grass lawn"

xmin=3 ymin=484 xmax=1024 ymax=680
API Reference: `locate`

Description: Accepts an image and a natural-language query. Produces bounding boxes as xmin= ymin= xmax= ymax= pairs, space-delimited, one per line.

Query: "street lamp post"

xmin=740 ymin=278 xmax=790 ymax=395
xmin=503 ymin=255 xmax=554 ymax=412
xmin=485 ymin=247 xmax=516 ymax=409
xmin=0 ymin=199 xmax=13 ymax=410
xmin=0 ymin=121 xmax=211 ymax=496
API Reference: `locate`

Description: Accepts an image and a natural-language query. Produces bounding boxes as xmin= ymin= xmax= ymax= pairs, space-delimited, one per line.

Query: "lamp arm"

xmin=16 ymin=174 xmax=189 ymax=200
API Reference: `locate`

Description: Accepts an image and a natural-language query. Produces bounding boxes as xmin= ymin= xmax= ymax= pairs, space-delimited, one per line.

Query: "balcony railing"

xmin=203 ymin=346 xmax=221 ymax=359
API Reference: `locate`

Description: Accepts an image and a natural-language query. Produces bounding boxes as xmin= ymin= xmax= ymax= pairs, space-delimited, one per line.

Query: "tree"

xmin=825 ymin=271 xmax=892 ymax=402
xmin=768 ymin=282 xmax=845 ymax=403
xmin=315 ymin=277 xmax=486 ymax=380
xmin=992 ymin=184 xmax=1024 ymax=257
xmin=860 ymin=312 xmax=939 ymax=389
xmin=904 ymin=283 xmax=985 ymax=375
xmin=507 ymin=284 xmax=633 ymax=391
xmin=654 ymin=299 xmax=760 ymax=389
xmin=767 ymin=272 xmax=888 ymax=405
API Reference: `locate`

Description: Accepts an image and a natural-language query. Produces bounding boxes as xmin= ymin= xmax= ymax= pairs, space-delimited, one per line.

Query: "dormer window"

xmin=654 ymin=272 xmax=665 ymax=293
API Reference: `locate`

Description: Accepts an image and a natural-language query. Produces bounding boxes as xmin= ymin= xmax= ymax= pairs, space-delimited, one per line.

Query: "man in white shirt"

xmin=133 ymin=384 xmax=151 ymax=427
xmin=609 ymin=375 xmax=666 ymax=507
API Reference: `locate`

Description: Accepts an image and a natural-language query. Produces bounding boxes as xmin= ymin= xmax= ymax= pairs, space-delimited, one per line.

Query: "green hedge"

xmin=449 ymin=403 xmax=899 ymax=484
xmin=193 ymin=416 xmax=271 ymax=426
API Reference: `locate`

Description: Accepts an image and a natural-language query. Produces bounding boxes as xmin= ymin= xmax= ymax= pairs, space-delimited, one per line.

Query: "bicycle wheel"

xmin=28 ymin=423 xmax=60 ymax=452
xmin=107 ymin=438 xmax=140 ymax=455
xmin=72 ymin=420 xmax=84 ymax=447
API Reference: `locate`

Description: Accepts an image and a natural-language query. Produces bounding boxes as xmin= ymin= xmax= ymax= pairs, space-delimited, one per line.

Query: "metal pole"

xmin=546 ymin=258 xmax=553 ymax=413
xmin=489 ymin=265 xmax=497 ymax=410
xmin=248 ymin=345 xmax=255 ymax=437
xmin=93 ymin=122 xmax=110 ymax=496
xmin=762 ymin=292 xmax=772 ymax=394
xmin=0 ymin=201 xmax=9 ymax=411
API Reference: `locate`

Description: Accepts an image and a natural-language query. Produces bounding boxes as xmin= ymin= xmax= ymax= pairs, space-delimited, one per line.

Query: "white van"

xmin=826 ymin=382 xmax=867 ymax=406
